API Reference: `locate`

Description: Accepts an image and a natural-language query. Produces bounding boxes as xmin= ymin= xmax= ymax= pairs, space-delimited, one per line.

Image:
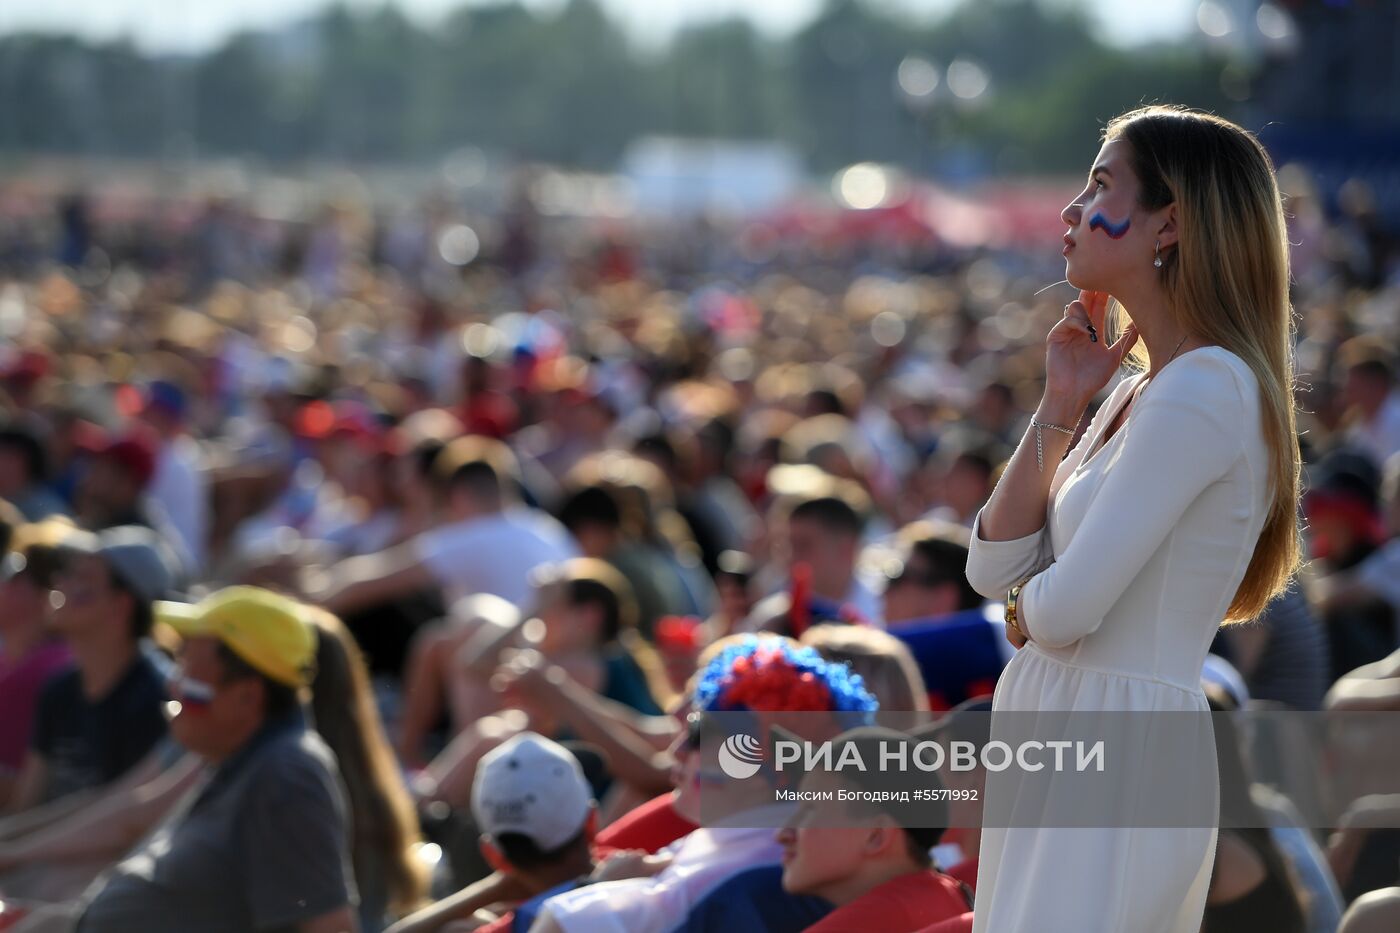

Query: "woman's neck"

xmin=1116 ymin=288 xmax=1204 ymax=378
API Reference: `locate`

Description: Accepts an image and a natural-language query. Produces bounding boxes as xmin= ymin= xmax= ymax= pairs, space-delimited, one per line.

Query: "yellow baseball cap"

xmin=156 ymin=586 xmax=316 ymax=688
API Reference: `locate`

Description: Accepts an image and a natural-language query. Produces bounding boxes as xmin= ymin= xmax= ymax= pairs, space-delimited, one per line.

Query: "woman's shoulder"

xmin=1150 ymin=345 xmax=1259 ymax=412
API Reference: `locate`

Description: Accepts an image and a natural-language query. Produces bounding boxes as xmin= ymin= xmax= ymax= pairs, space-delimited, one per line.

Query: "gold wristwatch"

xmin=1005 ymin=577 xmax=1031 ymax=640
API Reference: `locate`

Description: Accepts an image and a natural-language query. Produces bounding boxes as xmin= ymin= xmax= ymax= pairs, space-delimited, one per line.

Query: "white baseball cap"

xmin=471 ymin=732 xmax=592 ymax=852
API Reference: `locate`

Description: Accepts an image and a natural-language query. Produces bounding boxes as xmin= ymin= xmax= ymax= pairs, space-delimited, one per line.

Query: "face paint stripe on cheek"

xmin=1088 ymin=212 xmax=1131 ymax=239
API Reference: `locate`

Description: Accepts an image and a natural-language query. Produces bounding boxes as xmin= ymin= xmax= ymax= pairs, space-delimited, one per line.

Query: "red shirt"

xmin=802 ymin=870 xmax=971 ymax=933
xmin=593 ymin=793 xmax=697 ymax=854
xmin=945 ymin=857 xmax=977 ymax=893
xmin=918 ymin=912 xmax=975 ymax=933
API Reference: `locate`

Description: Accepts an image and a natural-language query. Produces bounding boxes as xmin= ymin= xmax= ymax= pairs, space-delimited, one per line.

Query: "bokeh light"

xmin=946 ymin=58 xmax=990 ymax=101
xmin=897 ymin=55 xmax=940 ymax=101
xmin=437 ymin=224 xmax=480 ymax=266
xmin=834 ymin=163 xmax=891 ymax=210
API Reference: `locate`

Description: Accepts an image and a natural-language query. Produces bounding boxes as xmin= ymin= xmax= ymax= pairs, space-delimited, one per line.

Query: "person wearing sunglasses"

xmin=75 ymin=586 xmax=356 ymax=933
xmin=5 ymin=525 xmax=175 ymax=817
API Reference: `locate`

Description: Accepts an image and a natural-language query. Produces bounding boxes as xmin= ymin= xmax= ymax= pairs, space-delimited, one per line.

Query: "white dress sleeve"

xmin=964 ymin=375 xmax=1140 ymax=600
xmin=1017 ymin=354 xmax=1250 ymax=648
xmin=965 ymin=510 xmax=1054 ymax=600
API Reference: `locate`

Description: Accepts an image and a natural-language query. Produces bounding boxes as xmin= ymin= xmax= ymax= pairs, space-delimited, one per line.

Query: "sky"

xmin=0 ymin=0 xmax=1202 ymax=53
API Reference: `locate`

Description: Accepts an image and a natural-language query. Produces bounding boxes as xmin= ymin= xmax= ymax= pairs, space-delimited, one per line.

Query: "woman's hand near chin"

xmin=1042 ymin=290 xmax=1139 ymax=420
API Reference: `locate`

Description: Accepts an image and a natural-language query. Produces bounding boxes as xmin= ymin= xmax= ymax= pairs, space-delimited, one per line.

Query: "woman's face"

xmin=1060 ymin=138 xmax=1169 ymax=293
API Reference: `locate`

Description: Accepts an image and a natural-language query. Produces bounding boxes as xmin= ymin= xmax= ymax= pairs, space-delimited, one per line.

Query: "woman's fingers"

xmin=1086 ymin=290 xmax=1110 ymax=331
xmin=1053 ymin=312 xmax=1094 ymax=343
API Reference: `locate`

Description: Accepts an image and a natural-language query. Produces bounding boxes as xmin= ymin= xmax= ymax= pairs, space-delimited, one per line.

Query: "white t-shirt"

xmin=414 ymin=507 xmax=578 ymax=608
xmin=150 ymin=436 xmax=208 ymax=573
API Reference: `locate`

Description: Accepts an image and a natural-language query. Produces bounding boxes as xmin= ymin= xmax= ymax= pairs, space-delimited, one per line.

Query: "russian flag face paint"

xmin=165 ymin=675 xmax=217 ymax=719
xmin=1088 ymin=212 xmax=1131 ymax=239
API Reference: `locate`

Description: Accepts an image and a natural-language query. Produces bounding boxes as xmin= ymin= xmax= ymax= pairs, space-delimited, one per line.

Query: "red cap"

xmin=296 ymin=400 xmax=381 ymax=449
xmin=99 ymin=429 xmax=159 ymax=488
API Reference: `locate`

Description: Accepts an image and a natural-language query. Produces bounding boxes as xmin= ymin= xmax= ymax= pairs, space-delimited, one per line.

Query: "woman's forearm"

xmin=386 ymin=871 xmax=526 ymax=933
xmin=0 ymin=755 xmax=200 ymax=867
xmin=549 ymin=676 xmax=676 ymax=791
xmin=977 ymin=394 xmax=1084 ymax=543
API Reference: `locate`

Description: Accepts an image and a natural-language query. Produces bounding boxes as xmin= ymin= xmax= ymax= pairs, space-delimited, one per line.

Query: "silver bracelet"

xmin=1029 ymin=418 xmax=1076 ymax=472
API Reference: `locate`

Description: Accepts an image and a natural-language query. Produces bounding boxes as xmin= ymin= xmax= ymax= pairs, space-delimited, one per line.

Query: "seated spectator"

xmin=1202 ymin=685 xmax=1310 ymax=933
xmin=396 ymin=592 xmax=524 ymax=768
xmin=921 ymin=438 xmax=1000 ymax=529
xmin=0 ymin=520 xmax=75 ymax=809
xmin=139 ymin=379 xmax=209 ymax=574
xmin=75 ymin=427 xmax=192 ymax=573
xmin=492 ymin=634 xmax=767 ymax=831
xmin=1304 ymin=448 xmax=1396 ymax=680
xmin=312 ymin=435 xmax=577 ymax=616
xmin=0 ymin=606 xmax=426 ymax=929
xmin=416 ymin=559 xmax=669 ymax=806
xmin=6 ymin=526 xmax=175 ymax=813
xmin=529 ymin=636 xmax=876 ymax=933
xmin=877 ymin=522 xmax=1011 ymax=710
xmin=1317 ymin=450 xmax=1400 ymax=640
xmin=800 ymin=624 xmax=930 ymax=714
xmin=1338 ymin=336 xmax=1400 ymax=467
xmin=556 ymin=472 xmax=694 ymax=638
xmin=74 ymin=586 xmax=357 ymax=932
xmin=578 ymin=448 xmax=717 ymax=622
xmin=745 ymin=493 xmax=883 ymax=634
xmin=775 ymin=728 xmax=972 ymax=932
xmin=388 ymin=733 xmax=599 ymax=933
xmin=0 ymin=424 xmax=67 ymax=521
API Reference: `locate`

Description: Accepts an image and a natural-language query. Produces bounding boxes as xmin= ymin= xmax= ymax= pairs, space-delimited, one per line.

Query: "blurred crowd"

xmin=0 ymin=166 xmax=1397 ymax=932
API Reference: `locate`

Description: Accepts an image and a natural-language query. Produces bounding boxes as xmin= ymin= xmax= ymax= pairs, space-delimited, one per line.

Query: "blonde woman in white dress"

xmin=965 ymin=106 xmax=1303 ymax=932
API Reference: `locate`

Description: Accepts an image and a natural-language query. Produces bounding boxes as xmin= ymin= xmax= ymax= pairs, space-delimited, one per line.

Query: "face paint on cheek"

xmin=167 ymin=676 xmax=216 ymax=717
xmin=1088 ymin=212 xmax=1131 ymax=239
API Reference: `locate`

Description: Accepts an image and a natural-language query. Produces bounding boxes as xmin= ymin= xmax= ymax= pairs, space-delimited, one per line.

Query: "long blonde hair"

xmin=1104 ymin=105 xmax=1301 ymax=623
xmin=305 ymin=608 xmax=428 ymax=915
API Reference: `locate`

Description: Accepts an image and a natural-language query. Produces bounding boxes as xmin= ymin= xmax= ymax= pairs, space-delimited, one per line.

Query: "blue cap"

xmin=145 ymin=380 xmax=188 ymax=421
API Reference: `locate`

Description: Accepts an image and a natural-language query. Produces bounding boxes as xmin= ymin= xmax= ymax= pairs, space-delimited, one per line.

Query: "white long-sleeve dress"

xmin=965 ymin=346 xmax=1272 ymax=933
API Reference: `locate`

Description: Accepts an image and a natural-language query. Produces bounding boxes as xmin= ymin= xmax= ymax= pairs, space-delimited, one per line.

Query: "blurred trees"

xmin=0 ymin=0 xmax=1231 ymax=174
